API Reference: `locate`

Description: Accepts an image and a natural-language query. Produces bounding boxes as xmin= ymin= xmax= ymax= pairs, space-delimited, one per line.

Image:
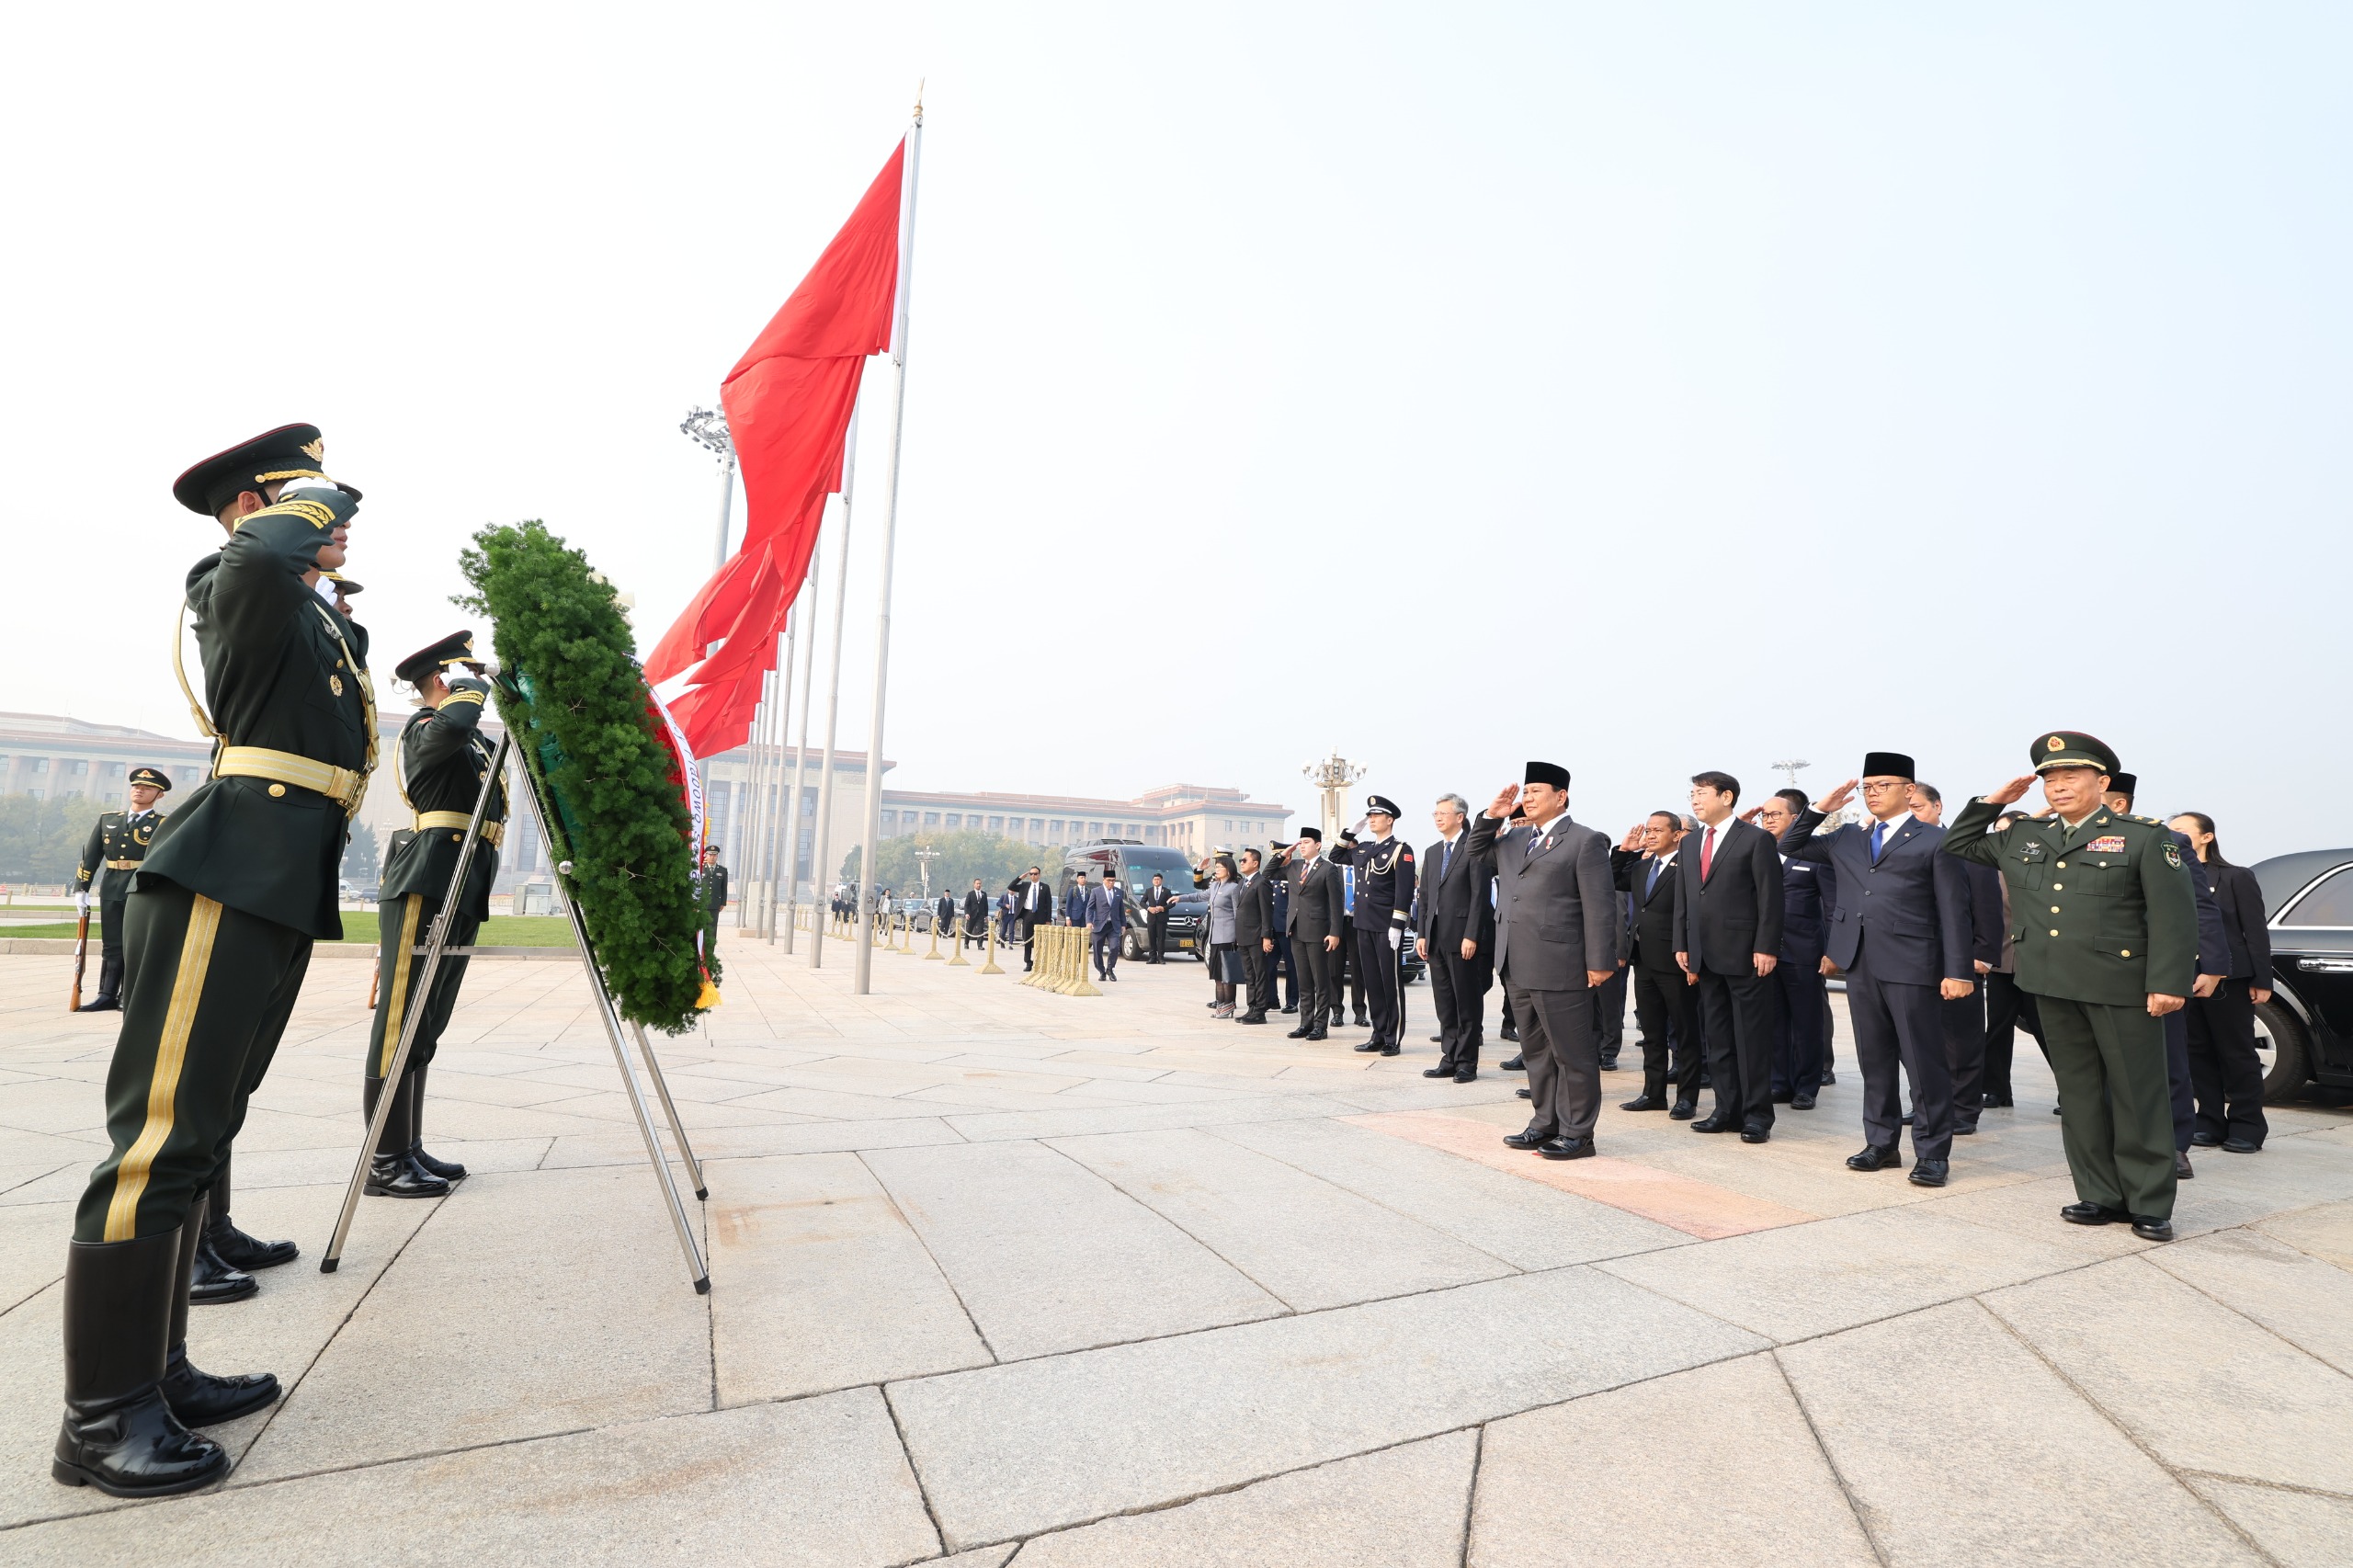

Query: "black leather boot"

xmin=187 ymin=1188 xmax=256 ymax=1306
xmin=365 ymin=1073 xmax=449 ymax=1199
xmin=53 ymin=1230 xmax=231 ymax=1497
xmin=406 ymin=1064 xmax=466 ymax=1183
xmin=205 ymin=1153 xmax=297 ymax=1270
xmin=160 ymin=1196 xmax=279 ymax=1426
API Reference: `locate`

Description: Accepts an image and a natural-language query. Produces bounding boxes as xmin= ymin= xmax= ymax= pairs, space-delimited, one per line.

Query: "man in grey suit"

xmin=1284 ymin=829 xmax=1347 ymax=1042
xmin=1465 ymin=762 xmax=1620 ymax=1160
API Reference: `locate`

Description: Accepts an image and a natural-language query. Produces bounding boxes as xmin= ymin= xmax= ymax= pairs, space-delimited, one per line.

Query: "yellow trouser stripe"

xmin=104 ymin=894 xmax=222 ymax=1242
xmin=378 ymin=895 xmax=423 ymax=1075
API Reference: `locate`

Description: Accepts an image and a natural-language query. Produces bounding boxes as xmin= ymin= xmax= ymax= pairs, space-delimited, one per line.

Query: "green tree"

xmin=342 ymin=822 xmax=381 ymax=888
xmin=839 ymin=831 xmax=1043 ymax=901
xmin=0 ymin=795 xmax=108 ymax=884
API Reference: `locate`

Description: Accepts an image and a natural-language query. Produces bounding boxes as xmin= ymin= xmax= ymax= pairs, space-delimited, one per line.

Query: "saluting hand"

xmin=1814 ymin=778 xmax=1859 ymax=813
xmin=1738 ymin=806 xmax=1764 ymax=825
xmin=1619 ymin=824 xmax=1645 ymax=852
xmin=1487 ymin=783 xmax=1521 ymax=821
xmin=1984 ymin=775 xmax=2038 ymax=807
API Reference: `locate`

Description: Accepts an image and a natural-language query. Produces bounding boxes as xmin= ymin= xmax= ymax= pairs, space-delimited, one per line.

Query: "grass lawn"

xmin=8 ymin=915 xmax=577 ymax=948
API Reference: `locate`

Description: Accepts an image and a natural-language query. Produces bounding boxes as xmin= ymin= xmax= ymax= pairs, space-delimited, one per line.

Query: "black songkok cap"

xmin=1860 ymin=752 xmax=1915 ymax=781
xmin=1524 ymin=761 xmax=1570 ymax=790
xmin=2107 ymin=771 xmax=2138 ymax=800
xmin=1298 ymin=826 xmax=1322 ymax=841
xmin=395 ymin=630 xmax=482 ymax=685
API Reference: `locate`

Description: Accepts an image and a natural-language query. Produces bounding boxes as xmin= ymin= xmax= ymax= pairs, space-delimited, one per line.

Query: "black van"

xmin=1059 ymin=840 xmax=1208 ymax=960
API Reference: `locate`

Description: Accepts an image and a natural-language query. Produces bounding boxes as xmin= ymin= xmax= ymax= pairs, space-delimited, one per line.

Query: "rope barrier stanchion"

xmin=926 ymin=913 xmax=946 ymax=960
xmin=979 ymin=916 xmax=1004 ymax=975
xmin=944 ymin=913 xmax=966 ymax=966
xmin=1017 ymin=927 xmax=1040 ymax=987
xmin=1068 ymin=924 xmax=1101 ymax=996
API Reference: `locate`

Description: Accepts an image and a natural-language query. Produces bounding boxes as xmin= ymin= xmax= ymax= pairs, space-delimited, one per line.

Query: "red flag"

xmin=647 ymin=141 xmax=905 ymax=756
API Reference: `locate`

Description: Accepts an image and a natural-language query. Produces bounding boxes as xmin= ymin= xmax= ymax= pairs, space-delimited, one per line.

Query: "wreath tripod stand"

xmin=319 ymin=731 xmax=711 ymax=1293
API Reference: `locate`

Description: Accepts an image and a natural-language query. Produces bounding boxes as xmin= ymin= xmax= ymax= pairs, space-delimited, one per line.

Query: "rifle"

xmin=69 ymin=906 xmax=89 ymax=1012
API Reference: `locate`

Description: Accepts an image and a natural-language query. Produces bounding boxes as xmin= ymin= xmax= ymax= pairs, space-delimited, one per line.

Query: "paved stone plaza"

xmin=3 ymin=933 xmax=2351 ymax=1566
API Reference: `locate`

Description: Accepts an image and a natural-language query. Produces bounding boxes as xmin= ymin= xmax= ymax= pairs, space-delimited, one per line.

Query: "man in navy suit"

xmin=1780 ymin=751 xmax=1975 ymax=1187
xmin=1754 ymin=789 xmax=1836 ymax=1110
xmin=1912 ymin=784 xmax=2003 ymax=1134
xmin=1612 ymin=812 xmax=1704 ymax=1114
xmin=1675 ymin=772 xmax=1785 ymax=1141
xmin=1086 ymin=868 xmax=1127 ymax=983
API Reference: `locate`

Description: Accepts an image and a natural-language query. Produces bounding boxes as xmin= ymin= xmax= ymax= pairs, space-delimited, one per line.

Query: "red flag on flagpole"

xmin=649 ymin=141 xmax=906 ymax=756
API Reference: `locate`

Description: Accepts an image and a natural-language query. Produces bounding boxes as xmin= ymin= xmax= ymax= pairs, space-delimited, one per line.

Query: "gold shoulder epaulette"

xmin=229 ymin=496 xmax=337 ymax=533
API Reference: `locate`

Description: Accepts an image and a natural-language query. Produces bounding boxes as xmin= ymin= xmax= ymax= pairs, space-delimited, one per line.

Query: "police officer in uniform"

xmin=72 ymin=767 xmax=174 ymax=1011
xmin=1947 ymin=733 xmax=2195 ymax=1242
xmin=364 ymin=632 xmax=506 ymax=1200
xmin=1343 ymin=796 xmax=1416 ymax=1055
xmin=54 ymin=425 xmax=373 ymax=1497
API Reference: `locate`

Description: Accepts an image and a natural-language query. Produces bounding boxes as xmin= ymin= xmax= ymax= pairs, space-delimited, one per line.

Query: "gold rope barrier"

xmin=979 ymin=915 xmax=1004 ymax=975
xmin=946 ymin=913 xmax=969 ymax=967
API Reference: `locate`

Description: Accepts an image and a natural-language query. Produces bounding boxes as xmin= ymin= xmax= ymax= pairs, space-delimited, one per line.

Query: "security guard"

xmin=364 ymin=632 xmax=506 ymax=1200
xmin=1947 ymin=732 xmax=2195 ymax=1242
xmin=1343 ymin=796 xmax=1416 ymax=1055
xmin=72 ymin=767 xmax=174 ymax=1011
xmin=53 ymin=425 xmax=373 ymax=1498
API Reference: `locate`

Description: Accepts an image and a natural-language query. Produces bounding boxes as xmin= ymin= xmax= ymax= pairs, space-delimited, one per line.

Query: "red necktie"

xmin=1701 ymin=825 xmax=1716 ymax=880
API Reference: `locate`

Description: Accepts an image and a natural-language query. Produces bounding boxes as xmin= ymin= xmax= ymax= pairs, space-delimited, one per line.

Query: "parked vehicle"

xmin=1059 ymin=841 xmax=1209 ymax=960
xmin=2248 ymin=848 xmax=2353 ymax=1099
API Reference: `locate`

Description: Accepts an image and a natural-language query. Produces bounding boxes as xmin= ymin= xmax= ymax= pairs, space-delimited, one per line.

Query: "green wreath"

xmin=456 ymin=520 xmax=713 ymax=1031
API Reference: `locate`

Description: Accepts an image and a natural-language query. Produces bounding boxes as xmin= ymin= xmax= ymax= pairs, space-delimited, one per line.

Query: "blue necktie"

xmin=1645 ymin=858 xmax=1662 ymax=896
xmin=1441 ymin=839 xmax=1453 ymax=880
xmin=1870 ymin=821 xmax=1886 ymax=861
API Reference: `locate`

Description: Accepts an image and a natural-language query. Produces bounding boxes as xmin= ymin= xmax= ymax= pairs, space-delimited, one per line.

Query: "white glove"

xmin=76 ymin=892 xmax=90 ymax=915
xmin=1388 ymin=926 xmax=1401 ymax=951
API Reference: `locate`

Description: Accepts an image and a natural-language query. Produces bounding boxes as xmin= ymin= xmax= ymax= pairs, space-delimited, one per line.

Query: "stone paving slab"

xmin=2183 ymin=1476 xmax=2353 ymax=1568
xmin=2145 ymin=1225 xmax=2353 ymax=1376
xmin=890 ymin=1266 xmax=1767 ymax=1549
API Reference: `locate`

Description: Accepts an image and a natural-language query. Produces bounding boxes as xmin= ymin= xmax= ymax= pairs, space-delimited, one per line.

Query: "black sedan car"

xmin=2249 ymin=847 xmax=2353 ymax=1099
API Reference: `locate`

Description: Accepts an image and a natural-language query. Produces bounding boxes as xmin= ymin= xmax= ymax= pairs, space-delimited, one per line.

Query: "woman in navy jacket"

xmin=2169 ymin=812 xmax=2273 ymax=1152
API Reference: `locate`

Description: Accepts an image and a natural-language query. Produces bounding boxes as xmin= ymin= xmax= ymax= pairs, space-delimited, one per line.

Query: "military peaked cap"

xmin=1365 ymin=794 xmax=1402 ymax=817
xmin=173 ymin=423 xmax=360 ymax=517
xmin=394 ymin=631 xmax=483 ymax=685
xmin=127 ymin=767 xmax=172 ymax=792
xmin=2032 ymin=731 xmax=2120 ymax=776
xmin=324 ymin=572 xmax=362 ymax=596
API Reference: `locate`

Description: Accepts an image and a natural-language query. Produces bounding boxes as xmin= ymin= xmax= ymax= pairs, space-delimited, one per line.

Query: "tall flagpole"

xmin=760 ymin=623 xmax=795 ymax=935
xmin=853 ymin=100 xmax=923 ymax=994
xmin=806 ymin=403 xmax=863 ymax=969
xmin=778 ymin=550 xmax=820 ymax=949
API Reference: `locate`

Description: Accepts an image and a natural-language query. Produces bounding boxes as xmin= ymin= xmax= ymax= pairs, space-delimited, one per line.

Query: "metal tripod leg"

xmin=628 ymin=1019 xmax=707 ymax=1201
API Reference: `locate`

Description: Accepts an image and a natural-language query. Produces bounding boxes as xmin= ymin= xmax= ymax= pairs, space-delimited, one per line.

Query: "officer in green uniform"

xmin=364 ymin=631 xmax=506 ymax=1200
xmin=1946 ymin=732 xmax=2195 ymax=1241
xmin=72 ymin=767 xmax=173 ymax=1011
xmin=699 ymin=845 xmax=730 ymax=961
xmin=52 ymin=424 xmax=374 ymax=1498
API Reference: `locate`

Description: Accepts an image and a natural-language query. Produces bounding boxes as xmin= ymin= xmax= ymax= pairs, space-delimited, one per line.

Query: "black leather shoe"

xmin=410 ymin=1142 xmax=468 ymax=1182
xmin=1502 ymin=1131 xmax=1550 ymax=1150
xmin=1354 ymin=1011 xmax=1370 ymax=1028
xmin=1539 ymin=1137 xmax=1595 ymax=1160
xmin=1380 ymin=1043 xmax=1401 ymax=1057
xmin=187 ymin=1231 xmax=256 ymax=1306
xmin=406 ymin=1070 xmax=466 ymax=1182
xmin=1501 ymin=1055 xmax=1525 ymax=1072
xmin=2222 ymin=1137 xmax=2260 ymax=1153
xmin=1422 ymin=1065 xmax=1454 ymax=1078
xmin=1953 ymin=1123 xmax=1978 ymax=1137
xmin=1772 ymin=1090 xmax=1794 ymax=1104
xmin=1280 ymin=1005 xmax=1296 ymax=1014
xmin=158 ymin=1346 xmax=278 ymax=1427
xmin=1690 ymin=1115 xmax=1735 ymax=1133
xmin=1305 ymin=1025 xmax=1328 ymax=1042
xmin=1500 ymin=1025 xmax=1519 ymax=1042
xmin=1983 ymin=1093 xmax=2014 ymax=1108
xmin=1453 ymin=1069 xmax=1477 ymax=1084
xmin=1429 ymin=1034 xmax=1443 ymax=1043
xmin=1620 ymin=1094 xmax=1665 ymax=1111
xmin=2061 ymin=1202 xmax=2130 ymax=1225
xmin=205 ymin=1215 xmax=296 ymax=1272
xmin=2190 ymin=1131 xmax=2220 ymax=1147
xmin=1790 ymin=1093 xmax=1817 ymax=1110
xmin=1908 ymin=1160 xmax=1949 ymax=1187
xmin=1740 ymin=1125 xmax=1770 ymax=1144
xmin=54 ymin=1231 xmax=231 ymax=1498
xmin=1515 ymin=1086 xmax=1531 ymax=1098
xmin=1668 ymin=1100 xmax=1697 ymax=1121
xmin=1354 ymin=1039 xmax=1383 ymax=1052
xmin=1236 ymin=1012 xmax=1267 ymax=1026
xmin=365 ymin=1153 xmax=451 ymax=1199
xmin=1847 ymin=1145 xmax=1902 ymax=1172
xmin=1598 ymin=1055 xmax=1620 ymax=1071
xmin=1821 ymin=1071 xmax=1837 ymax=1085
xmin=2131 ymin=1216 xmax=2175 ymax=1242
xmin=1288 ymin=1026 xmax=1314 ymax=1040
xmin=2175 ymin=1152 xmax=2195 ymax=1179
xmin=79 ymin=994 xmax=121 ymax=1013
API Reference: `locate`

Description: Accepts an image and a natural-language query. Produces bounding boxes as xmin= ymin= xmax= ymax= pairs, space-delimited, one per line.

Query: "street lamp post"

xmin=679 ymin=406 xmax=736 ymax=569
xmin=1302 ymin=751 xmax=1367 ymax=843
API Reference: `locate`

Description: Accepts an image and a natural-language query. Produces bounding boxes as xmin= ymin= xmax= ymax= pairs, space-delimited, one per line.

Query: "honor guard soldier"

xmin=1344 ymin=796 xmax=1416 ymax=1055
xmin=364 ymin=632 xmax=506 ymax=1200
xmin=1947 ymin=732 xmax=2196 ymax=1242
xmin=72 ymin=767 xmax=174 ymax=1011
xmin=53 ymin=425 xmax=375 ymax=1498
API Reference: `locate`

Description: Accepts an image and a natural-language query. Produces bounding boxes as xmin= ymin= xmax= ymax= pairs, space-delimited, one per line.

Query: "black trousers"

xmin=1982 ymin=971 xmax=2043 ymax=1100
xmin=1631 ymin=964 xmax=1703 ymax=1104
xmin=1240 ymin=940 xmax=1276 ymax=1014
xmin=2186 ymin=978 xmax=2268 ymax=1146
xmin=1019 ymin=917 xmax=1041 ymax=970
xmin=1428 ymin=933 xmax=1493 ymax=1073
xmin=75 ymin=881 xmax=312 ymax=1244
xmin=1847 ymin=945 xmax=1952 ymax=1160
xmin=1943 ymin=979 xmax=1986 ymax=1127
xmin=1292 ymin=929 xmax=1339 ymax=1021
xmin=1694 ymin=968 xmax=1776 ymax=1130
xmin=1595 ymin=966 xmax=1627 ymax=1060
xmin=1353 ymin=926 xmax=1400 ymax=1045
xmin=1091 ymin=924 xmax=1120 ymax=978
xmin=95 ymin=891 xmax=129 ymax=1000
xmin=1340 ymin=936 xmax=1368 ymax=1020
xmin=1146 ymin=911 xmax=1168 ymax=960
xmin=1769 ymin=964 xmax=1827 ymax=1097
xmin=1272 ymin=934 xmax=1299 ymax=1008
xmin=1509 ymin=973 xmax=1601 ymax=1142
xmin=367 ymin=892 xmax=480 ymax=1083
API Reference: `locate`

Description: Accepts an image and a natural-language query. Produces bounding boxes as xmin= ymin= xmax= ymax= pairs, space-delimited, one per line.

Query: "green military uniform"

xmin=54 ymin=425 xmax=373 ymax=1500
xmin=1946 ymin=732 xmax=2196 ymax=1227
xmin=364 ymin=633 xmax=505 ymax=1197
xmin=72 ymin=769 xmax=173 ymax=1009
xmin=699 ymin=856 xmax=729 ymax=959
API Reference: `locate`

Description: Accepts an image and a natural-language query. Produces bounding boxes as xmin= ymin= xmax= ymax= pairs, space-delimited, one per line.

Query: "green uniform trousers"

xmin=74 ymin=881 xmax=313 ymax=1244
xmin=2038 ymin=994 xmax=2178 ymax=1221
xmin=366 ymin=892 xmax=480 ymax=1081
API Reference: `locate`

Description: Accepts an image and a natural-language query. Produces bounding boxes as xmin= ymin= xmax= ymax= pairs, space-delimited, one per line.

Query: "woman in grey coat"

xmin=1204 ymin=855 xmax=1244 ymax=1018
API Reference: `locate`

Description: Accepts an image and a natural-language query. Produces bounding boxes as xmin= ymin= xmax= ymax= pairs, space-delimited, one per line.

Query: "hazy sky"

xmin=6 ymin=5 xmax=2346 ymax=860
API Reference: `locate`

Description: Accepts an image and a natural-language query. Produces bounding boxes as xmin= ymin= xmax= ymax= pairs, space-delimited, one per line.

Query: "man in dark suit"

xmin=1911 ymin=785 xmax=2001 ymax=1133
xmin=1266 ymin=845 xmax=1301 ymax=1014
xmin=1675 ymin=772 xmax=1785 ymax=1142
xmin=1469 ymin=763 xmax=1619 ymax=1160
xmin=1011 ymin=867 xmax=1054 ymax=971
xmin=936 ymin=890 xmax=957 ymax=943
xmin=1086 ymin=868 xmax=1126 ymax=982
xmin=1285 ymin=830 xmax=1347 ymax=1041
xmin=1234 ymin=847 xmax=1278 ymax=1023
xmin=1780 ymin=752 xmax=1974 ymax=1187
xmin=962 ymin=879 xmax=990 ymax=950
xmin=1416 ymin=793 xmax=1495 ymax=1083
xmin=1141 ymin=873 xmax=1176 ymax=963
xmin=1611 ymin=811 xmax=1701 ymax=1114
xmin=1754 ymin=789 xmax=1836 ymax=1110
